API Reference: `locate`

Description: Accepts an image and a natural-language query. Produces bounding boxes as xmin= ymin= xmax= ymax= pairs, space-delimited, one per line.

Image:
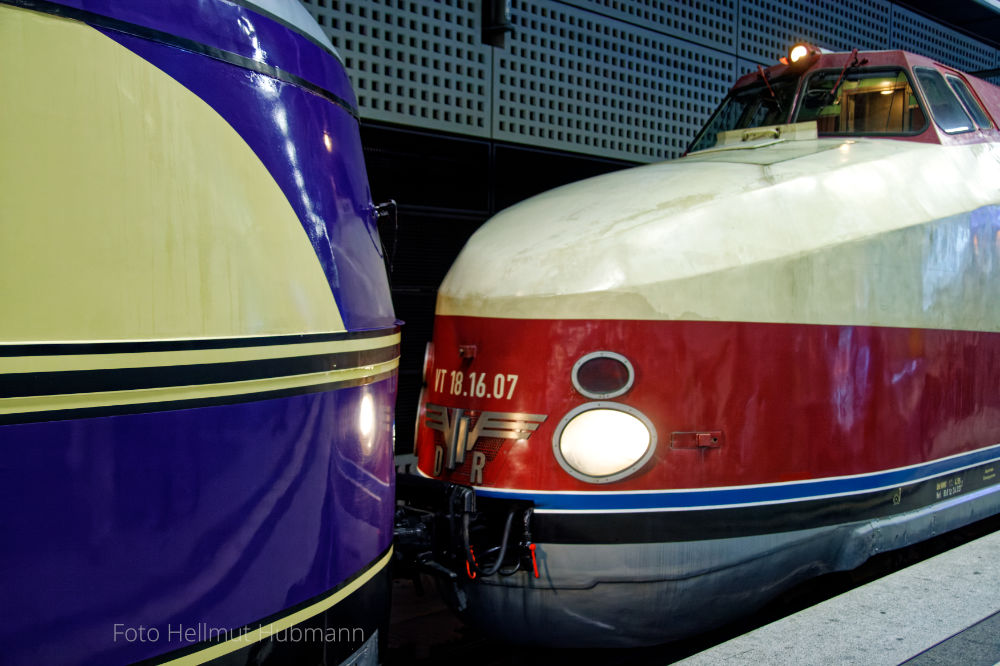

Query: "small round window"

xmin=571 ymin=351 xmax=635 ymax=399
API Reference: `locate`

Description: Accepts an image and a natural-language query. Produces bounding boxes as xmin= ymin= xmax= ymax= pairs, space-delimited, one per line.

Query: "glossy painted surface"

xmin=457 ymin=478 xmax=1000 ymax=647
xmin=39 ymin=0 xmax=356 ymax=107
xmin=407 ymin=50 xmax=1000 ymax=647
xmin=2 ymin=1 xmax=397 ymax=663
xmin=2 ymin=1 xmax=393 ymax=339
xmin=422 ymin=172 xmax=1000 ymax=497
xmin=437 ymin=141 xmax=1000 ymax=326
xmin=417 ymin=315 xmax=1000 ymax=494
xmin=1 ymin=5 xmax=345 ymax=340
xmin=419 ymin=68 xmax=1000 ymax=496
xmin=105 ymin=27 xmax=394 ymax=330
xmin=1 ymin=384 xmax=395 ymax=664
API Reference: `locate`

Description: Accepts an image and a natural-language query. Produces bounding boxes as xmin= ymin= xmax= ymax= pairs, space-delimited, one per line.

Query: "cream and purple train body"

xmin=400 ymin=46 xmax=1000 ymax=645
xmin=1 ymin=2 xmax=397 ymax=664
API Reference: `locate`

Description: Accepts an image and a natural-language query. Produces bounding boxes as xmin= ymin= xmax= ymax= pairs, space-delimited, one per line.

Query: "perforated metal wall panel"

xmin=890 ymin=5 xmax=1000 ymax=74
xmin=737 ymin=0 xmax=890 ymax=65
xmin=302 ymin=0 xmax=491 ymax=136
xmin=493 ymin=0 xmax=735 ymax=161
xmin=558 ymin=0 xmax=737 ymax=53
xmin=300 ymin=0 xmax=1000 ymax=162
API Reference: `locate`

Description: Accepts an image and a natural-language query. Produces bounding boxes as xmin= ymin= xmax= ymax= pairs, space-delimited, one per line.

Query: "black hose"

xmin=463 ymin=509 xmax=517 ymax=577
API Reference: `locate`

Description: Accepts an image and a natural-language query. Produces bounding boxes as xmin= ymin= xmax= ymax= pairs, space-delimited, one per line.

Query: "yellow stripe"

xmin=0 ymin=333 xmax=400 ymax=374
xmin=0 ymin=359 xmax=398 ymax=415
xmin=161 ymin=548 xmax=393 ymax=666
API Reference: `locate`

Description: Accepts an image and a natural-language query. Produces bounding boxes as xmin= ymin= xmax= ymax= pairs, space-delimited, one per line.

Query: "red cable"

xmin=528 ymin=543 xmax=539 ymax=578
xmin=466 ymin=546 xmax=477 ymax=579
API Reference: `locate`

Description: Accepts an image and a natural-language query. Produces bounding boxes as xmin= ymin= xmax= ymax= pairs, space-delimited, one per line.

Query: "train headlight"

xmin=553 ymin=403 xmax=656 ymax=483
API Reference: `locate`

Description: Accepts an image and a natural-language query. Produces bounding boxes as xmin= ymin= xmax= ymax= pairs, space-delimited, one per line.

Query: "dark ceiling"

xmin=901 ymin=0 xmax=1000 ymax=51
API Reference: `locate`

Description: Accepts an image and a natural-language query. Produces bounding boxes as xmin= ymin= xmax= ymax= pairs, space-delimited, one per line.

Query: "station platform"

xmin=676 ymin=529 xmax=1000 ymax=665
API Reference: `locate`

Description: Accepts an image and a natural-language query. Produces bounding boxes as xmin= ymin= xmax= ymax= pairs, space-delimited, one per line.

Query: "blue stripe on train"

xmin=476 ymin=443 xmax=1000 ymax=511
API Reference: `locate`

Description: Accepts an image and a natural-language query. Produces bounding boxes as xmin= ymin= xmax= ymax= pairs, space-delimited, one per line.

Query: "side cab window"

xmin=946 ymin=75 xmax=994 ymax=130
xmin=914 ymin=67 xmax=976 ymax=134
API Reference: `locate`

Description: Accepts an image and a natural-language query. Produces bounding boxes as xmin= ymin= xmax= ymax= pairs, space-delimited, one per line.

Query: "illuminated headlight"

xmin=552 ymin=402 xmax=657 ymax=483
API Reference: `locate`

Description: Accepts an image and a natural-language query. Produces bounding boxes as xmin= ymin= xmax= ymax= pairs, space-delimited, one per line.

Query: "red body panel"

xmin=416 ymin=316 xmax=1000 ymax=492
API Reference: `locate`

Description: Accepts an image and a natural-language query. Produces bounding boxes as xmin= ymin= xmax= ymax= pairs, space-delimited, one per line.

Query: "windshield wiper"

xmin=826 ymin=49 xmax=869 ymax=103
xmin=756 ymin=65 xmax=783 ymax=113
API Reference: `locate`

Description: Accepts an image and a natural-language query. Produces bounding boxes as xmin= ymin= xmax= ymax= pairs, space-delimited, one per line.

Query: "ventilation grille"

xmin=300 ymin=0 xmax=1000 ymax=162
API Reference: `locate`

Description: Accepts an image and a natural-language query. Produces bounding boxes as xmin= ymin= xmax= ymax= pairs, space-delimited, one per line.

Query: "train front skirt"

xmin=396 ymin=446 xmax=1000 ymax=646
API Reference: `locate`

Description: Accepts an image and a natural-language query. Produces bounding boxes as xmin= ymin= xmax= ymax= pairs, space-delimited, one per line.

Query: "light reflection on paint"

xmin=272 ymin=112 xmax=327 ymax=242
xmin=273 ymin=107 xmax=288 ymax=133
xmin=837 ymin=140 xmax=856 ymax=155
xmin=921 ymin=215 xmax=971 ymax=313
xmin=970 ymin=206 xmax=1000 ymax=288
xmin=831 ymin=328 xmax=871 ymax=430
xmin=577 ymin=264 xmax=627 ymax=292
xmin=891 ymin=359 xmax=919 ymax=384
xmin=250 ymin=71 xmax=278 ymax=98
xmin=359 ymin=393 xmax=375 ymax=452
xmin=237 ymin=16 xmax=267 ymax=63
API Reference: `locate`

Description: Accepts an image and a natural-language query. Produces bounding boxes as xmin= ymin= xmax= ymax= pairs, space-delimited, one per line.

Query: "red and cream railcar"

xmin=399 ymin=46 xmax=1000 ymax=646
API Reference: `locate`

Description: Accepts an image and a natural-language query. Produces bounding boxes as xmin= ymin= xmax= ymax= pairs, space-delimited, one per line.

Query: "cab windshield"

xmin=687 ymin=76 xmax=798 ymax=153
xmin=688 ymin=66 xmax=930 ymax=153
xmin=796 ymin=68 xmax=926 ymax=134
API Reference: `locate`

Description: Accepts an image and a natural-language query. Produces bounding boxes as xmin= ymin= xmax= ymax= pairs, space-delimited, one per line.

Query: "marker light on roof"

xmin=784 ymin=43 xmax=825 ymax=69
xmin=789 ymin=44 xmax=810 ymax=63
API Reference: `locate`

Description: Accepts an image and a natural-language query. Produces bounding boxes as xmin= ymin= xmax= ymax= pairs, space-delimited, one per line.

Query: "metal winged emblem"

xmin=424 ymin=404 xmax=547 ymax=470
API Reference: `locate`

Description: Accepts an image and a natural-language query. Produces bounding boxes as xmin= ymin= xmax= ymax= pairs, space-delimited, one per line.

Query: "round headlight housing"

xmin=571 ymin=351 xmax=634 ymax=399
xmin=552 ymin=402 xmax=656 ymax=483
